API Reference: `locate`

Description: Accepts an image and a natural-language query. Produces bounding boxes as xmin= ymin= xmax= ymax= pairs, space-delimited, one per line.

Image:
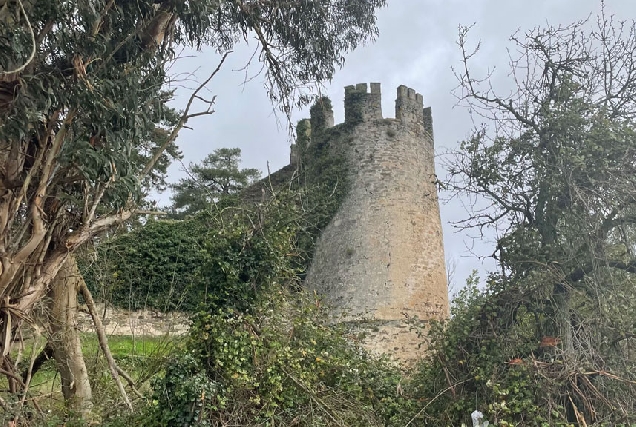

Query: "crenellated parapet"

xmin=395 ymin=85 xmax=425 ymax=127
xmin=344 ymin=82 xmax=382 ymax=123
xmin=306 ymin=83 xmax=433 ymax=134
xmin=309 ymin=96 xmax=334 ymax=134
xmin=313 ymin=83 xmax=434 ymax=139
xmin=299 ymin=83 xmax=448 ymax=363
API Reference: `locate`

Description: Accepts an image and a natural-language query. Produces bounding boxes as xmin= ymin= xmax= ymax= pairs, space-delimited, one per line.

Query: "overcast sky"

xmin=161 ymin=0 xmax=636 ymax=292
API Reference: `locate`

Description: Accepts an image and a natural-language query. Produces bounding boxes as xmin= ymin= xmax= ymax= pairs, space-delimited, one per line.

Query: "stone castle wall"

xmin=304 ymin=83 xmax=449 ymax=362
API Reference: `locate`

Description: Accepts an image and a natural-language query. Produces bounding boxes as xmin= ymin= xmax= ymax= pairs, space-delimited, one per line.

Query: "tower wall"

xmin=305 ymin=83 xmax=449 ymax=362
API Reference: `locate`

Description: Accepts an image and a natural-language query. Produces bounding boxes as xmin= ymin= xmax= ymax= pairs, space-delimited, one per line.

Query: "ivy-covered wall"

xmin=302 ymin=83 xmax=449 ymax=363
xmin=84 ymin=85 xmax=449 ymax=366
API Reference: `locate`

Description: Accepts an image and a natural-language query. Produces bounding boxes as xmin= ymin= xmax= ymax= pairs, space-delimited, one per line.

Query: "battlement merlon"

xmin=309 ymin=97 xmax=335 ymax=134
xmin=344 ymin=83 xmax=383 ymax=123
xmin=306 ymin=83 xmax=433 ymax=142
xmin=423 ymin=106 xmax=434 ymax=142
xmin=395 ymin=85 xmax=427 ymax=128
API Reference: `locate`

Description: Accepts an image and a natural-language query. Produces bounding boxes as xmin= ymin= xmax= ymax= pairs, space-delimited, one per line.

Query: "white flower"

xmin=471 ymin=410 xmax=485 ymax=427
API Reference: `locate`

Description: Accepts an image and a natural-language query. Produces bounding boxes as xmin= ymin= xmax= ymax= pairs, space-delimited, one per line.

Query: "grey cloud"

xmin=163 ymin=0 xmax=636 ymax=289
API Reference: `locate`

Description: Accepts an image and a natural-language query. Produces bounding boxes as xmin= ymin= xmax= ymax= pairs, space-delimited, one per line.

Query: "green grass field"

xmin=1 ymin=333 xmax=183 ymax=418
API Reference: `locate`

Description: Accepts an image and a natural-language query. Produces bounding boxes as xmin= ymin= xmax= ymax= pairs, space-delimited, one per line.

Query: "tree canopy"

xmin=422 ymin=13 xmax=636 ymax=425
xmin=0 ymin=0 xmax=386 ymax=414
xmin=170 ymin=148 xmax=261 ymax=217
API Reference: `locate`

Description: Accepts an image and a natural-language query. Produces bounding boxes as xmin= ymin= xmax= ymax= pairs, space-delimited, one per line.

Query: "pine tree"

xmin=170 ymin=148 xmax=261 ymax=217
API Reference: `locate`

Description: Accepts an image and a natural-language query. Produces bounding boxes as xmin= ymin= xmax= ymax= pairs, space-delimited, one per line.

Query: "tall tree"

xmin=437 ymin=12 xmax=636 ymax=424
xmin=0 ymin=0 xmax=386 ymax=415
xmin=170 ymin=148 xmax=261 ymax=217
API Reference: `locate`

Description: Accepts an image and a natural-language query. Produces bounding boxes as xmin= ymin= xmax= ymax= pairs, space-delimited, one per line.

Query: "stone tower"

xmin=305 ymin=83 xmax=449 ymax=362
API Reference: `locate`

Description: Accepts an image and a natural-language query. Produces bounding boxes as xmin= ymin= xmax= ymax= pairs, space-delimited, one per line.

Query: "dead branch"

xmin=404 ymin=379 xmax=469 ymax=427
xmin=140 ymin=51 xmax=231 ymax=178
xmin=79 ymin=281 xmax=137 ymax=409
xmin=17 ymin=338 xmax=48 ymax=416
xmin=282 ymin=368 xmax=345 ymax=427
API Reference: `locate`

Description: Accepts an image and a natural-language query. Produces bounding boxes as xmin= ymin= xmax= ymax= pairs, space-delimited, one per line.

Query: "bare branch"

xmin=79 ymin=281 xmax=133 ymax=410
xmin=0 ymin=0 xmax=35 ymax=80
xmin=140 ymin=51 xmax=231 ymax=179
xmin=0 ymin=112 xmax=75 ymax=295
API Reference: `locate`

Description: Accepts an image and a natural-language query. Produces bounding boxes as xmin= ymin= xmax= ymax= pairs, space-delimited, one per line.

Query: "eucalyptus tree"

xmin=443 ymin=12 xmax=636 ymax=423
xmin=0 ymin=0 xmax=386 ymax=415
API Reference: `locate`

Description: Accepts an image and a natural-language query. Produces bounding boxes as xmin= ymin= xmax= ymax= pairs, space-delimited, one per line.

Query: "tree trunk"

xmin=554 ymin=285 xmax=574 ymax=359
xmin=553 ymin=282 xmax=575 ymax=358
xmin=46 ymin=256 xmax=93 ymax=415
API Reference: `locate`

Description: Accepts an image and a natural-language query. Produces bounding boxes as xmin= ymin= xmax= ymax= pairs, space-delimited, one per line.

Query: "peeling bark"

xmin=46 ymin=256 xmax=93 ymax=415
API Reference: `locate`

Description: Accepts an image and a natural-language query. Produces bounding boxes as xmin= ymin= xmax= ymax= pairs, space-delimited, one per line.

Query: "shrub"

xmin=410 ymin=272 xmax=636 ymax=426
xmin=145 ymin=289 xmax=414 ymax=426
xmin=81 ymin=217 xmax=208 ymax=312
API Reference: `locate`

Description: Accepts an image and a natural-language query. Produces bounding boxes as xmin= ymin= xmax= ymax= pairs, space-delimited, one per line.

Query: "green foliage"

xmin=108 ymin=185 xmax=416 ymax=426
xmin=291 ymin=115 xmax=353 ymax=275
xmin=0 ymin=334 xmax=179 ymax=426
xmin=196 ymin=196 xmax=300 ymax=312
xmin=435 ymin=15 xmax=636 ymax=424
xmin=145 ymin=290 xmax=413 ymax=427
xmin=412 ymin=275 xmax=561 ymax=426
xmin=169 ymin=0 xmax=387 ymax=112
xmin=82 ymin=218 xmax=208 ymax=312
xmin=83 ymin=189 xmax=300 ymax=313
xmin=170 ymin=148 xmax=261 ymax=218
xmin=147 ymin=353 xmax=218 ymax=427
xmin=293 ymin=119 xmax=311 ymax=160
xmin=83 ymin=89 xmax=403 ymax=425
xmin=0 ymin=0 xmax=388 ymax=414
xmin=83 ymin=119 xmax=353 ymax=310
xmin=0 ymin=0 xmax=387 ymax=291
xmin=1 ymin=0 xmax=184 ymax=205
